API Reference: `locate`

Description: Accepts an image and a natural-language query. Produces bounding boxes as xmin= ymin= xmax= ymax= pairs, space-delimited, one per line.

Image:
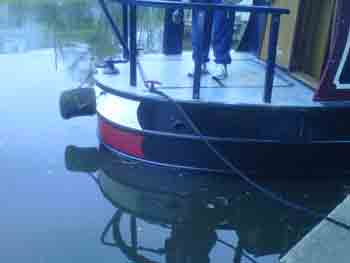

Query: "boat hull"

xmin=96 ymin=93 xmax=350 ymax=177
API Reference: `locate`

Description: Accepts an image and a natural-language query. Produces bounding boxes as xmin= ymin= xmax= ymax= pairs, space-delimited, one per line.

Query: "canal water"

xmin=0 ymin=1 xmax=349 ymax=263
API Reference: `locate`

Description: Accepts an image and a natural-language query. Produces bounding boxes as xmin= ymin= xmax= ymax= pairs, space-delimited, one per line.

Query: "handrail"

xmin=99 ymin=0 xmax=130 ymax=58
xmin=109 ymin=0 xmax=290 ymax=15
xmin=100 ymin=0 xmax=290 ymax=103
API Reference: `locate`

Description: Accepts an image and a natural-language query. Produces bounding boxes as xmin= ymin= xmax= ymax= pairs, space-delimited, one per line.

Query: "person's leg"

xmin=192 ymin=3 xmax=213 ymax=65
xmin=211 ymin=4 xmax=234 ymax=65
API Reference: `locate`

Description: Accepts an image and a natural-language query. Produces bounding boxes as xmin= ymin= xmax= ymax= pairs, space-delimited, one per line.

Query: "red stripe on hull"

xmin=99 ymin=118 xmax=144 ymax=157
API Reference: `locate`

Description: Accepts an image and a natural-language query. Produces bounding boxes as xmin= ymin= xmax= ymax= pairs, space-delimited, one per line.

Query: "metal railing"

xmin=100 ymin=0 xmax=290 ymax=103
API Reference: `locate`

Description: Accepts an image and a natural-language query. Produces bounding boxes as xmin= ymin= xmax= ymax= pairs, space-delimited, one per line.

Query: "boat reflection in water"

xmin=65 ymin=145 xmax=349 ymax=263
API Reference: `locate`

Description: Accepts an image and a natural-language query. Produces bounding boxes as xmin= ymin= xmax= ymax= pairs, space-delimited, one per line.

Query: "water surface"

xmin=0 ymin=1 xmax=349 ymax=263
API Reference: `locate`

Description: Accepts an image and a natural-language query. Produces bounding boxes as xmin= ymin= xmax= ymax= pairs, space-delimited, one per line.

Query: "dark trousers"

xmin=192 ymin=0 xmax=234 ymax=65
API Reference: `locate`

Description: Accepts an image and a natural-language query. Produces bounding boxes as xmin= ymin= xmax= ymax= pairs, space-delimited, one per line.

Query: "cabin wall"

xmin=310 ymin=0 xmax=333 ymax=78
xmin=291 ymin=0 xmax=335 ymax=80
xmin=260 ymin=0 xmax=301 ymax=69
xmin=260 ymin=0 xmax=335 ymax=86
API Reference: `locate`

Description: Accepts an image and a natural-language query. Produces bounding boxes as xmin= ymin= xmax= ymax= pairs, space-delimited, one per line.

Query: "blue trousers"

xmin=192 ymin=0 xmax=234 ymax=65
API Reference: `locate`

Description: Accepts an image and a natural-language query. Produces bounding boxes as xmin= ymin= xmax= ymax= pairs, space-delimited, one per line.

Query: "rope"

xmin=135 ymin=59 xmax=350 ymax=232
xmin=97 ymin=0 xmax=350 ymax=244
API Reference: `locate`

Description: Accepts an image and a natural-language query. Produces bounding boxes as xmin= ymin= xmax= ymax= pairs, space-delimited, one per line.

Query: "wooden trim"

xmin=290 ymin=0 xmax=335 ymax=80
xmin=260 ymin=0 xmax=301 ymax=69
xmin=314 ymin=0 xmax=350 ymax=101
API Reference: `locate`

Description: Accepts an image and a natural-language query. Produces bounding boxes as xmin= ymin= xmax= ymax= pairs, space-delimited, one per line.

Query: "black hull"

xmin=100 ymin=136 xmax=350 ymax=178
xmin=97 ymin=94 xmax=350 ymax=177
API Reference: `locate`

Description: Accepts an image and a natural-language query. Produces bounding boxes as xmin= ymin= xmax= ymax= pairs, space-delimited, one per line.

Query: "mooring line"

xmin=134 ymin=58 xmax=350 ymax=233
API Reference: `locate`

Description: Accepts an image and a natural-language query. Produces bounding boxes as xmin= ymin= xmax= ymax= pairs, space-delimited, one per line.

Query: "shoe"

xmin=188 ymin=63 xmax=209 ymax=78
xmin=212 ymin=64 xmax=228 ymax=80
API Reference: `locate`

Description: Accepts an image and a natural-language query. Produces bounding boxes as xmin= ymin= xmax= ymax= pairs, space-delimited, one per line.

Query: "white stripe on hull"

xmin=95 ymin=85 xmax=142 ymax=130
xmin=334 ymin=30 xmax=350 ymax=89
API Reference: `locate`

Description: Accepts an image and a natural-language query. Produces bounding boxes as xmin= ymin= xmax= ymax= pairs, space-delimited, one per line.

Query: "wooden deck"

xmin=95 ymin=51 xmax=318 ymax=107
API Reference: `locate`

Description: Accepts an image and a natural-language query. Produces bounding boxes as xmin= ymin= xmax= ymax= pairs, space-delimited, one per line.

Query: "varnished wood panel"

xmin=260 ymin=0 xmax=301 ymax=69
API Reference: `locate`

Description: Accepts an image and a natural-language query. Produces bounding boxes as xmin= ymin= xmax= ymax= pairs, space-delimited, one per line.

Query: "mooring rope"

xmin=96 ymin=0 xmax=350 ymax=248
xmin=135 ymin=59 xmax=350 ymax=232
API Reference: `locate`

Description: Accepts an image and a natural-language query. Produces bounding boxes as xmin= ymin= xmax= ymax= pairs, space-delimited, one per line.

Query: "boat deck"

xmin=95 ymin=51 xmax=321 ymax=107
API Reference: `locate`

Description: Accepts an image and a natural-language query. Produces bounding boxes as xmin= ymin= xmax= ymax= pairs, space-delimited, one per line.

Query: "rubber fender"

xmin=60 ymin=88 xmax=96 ymax=119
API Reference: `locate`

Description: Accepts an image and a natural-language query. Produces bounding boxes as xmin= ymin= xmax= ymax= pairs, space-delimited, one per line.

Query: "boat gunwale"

xmin=109 ymin=0 xmax=290 ymax=15
xmin=95 ymin=81 xmax=350 ymax=111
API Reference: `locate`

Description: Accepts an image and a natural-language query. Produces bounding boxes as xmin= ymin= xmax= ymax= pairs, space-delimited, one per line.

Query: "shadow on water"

xmin=65 ymin=145 xmax=350 ymax=263
xmin=0 ymin=1 xmax=349 ymax=263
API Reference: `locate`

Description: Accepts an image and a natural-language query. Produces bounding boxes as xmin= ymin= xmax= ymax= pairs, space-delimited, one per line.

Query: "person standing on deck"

xmin=189 ymin=0 xmax=240 ymax=80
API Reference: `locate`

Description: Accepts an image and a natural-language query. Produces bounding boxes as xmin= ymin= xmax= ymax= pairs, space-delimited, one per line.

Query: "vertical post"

xmin=98 ymin=0 xmax=129 ymax=56
xmin=233 ymin=240 xmax=243 ymax=263
xmin=130 ymin=4 xmax=137 ymax=87
xmin=130 ymin=216 xmax=138 ymax=250
xmin=263 ymin=14 xmax=280 ymax=103
xmin=122 ymin=4 xmax=129 ymax=59
xmin=230 ymin=11 xmax=236 ymax=45
xmin=193 ymin=9 xmax=205 ymax=100
xmin=230 ymin=11 xmax=236 ymax=29
xmin=163 ymin=5 xmax=184 ymax=55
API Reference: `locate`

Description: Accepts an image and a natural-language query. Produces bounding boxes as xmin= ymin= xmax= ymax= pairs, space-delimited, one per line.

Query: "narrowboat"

xmin=60 ymin=0 xmax=350 ymax=177
xmin=65 ymin=144 xmax=349 ymax=262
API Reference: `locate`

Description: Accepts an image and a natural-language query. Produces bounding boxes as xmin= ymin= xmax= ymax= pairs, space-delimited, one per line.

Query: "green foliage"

xmin=0 ymin=0 xmax=165 ymax=57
